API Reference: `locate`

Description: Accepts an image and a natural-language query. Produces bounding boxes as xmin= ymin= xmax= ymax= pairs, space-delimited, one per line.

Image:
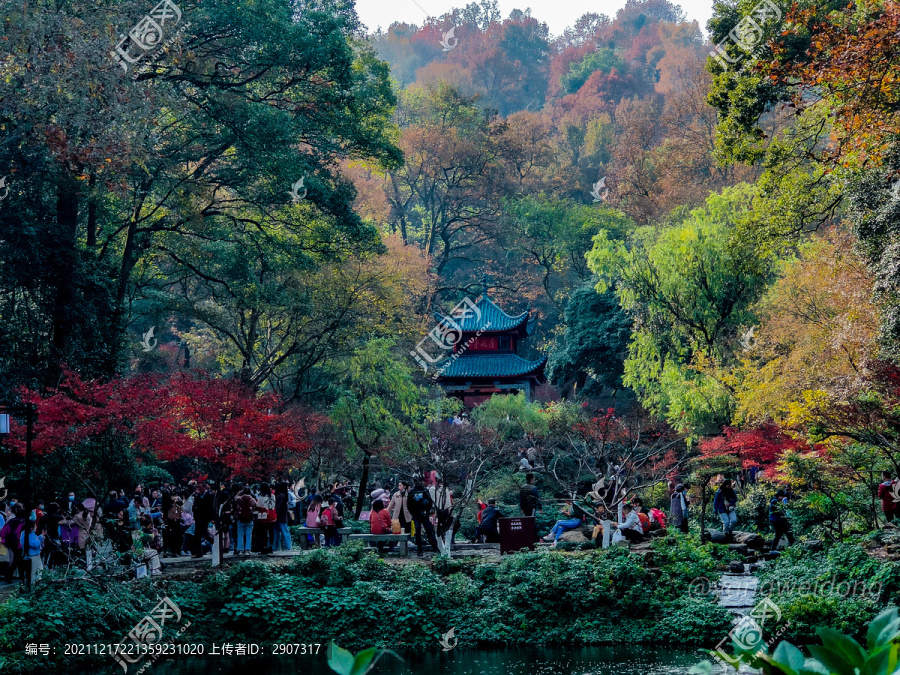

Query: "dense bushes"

xmin=755 ymin=542 xmax=900 ymax=644
xmin=6 ymin=538 xmax=895 ymax=673
xmin=0 ymin=537 xmax=732 ymax=673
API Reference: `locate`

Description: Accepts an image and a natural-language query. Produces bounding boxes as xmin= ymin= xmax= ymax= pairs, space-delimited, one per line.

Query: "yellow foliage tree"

xmin=734 ymin=228 xmax=880 ymax=426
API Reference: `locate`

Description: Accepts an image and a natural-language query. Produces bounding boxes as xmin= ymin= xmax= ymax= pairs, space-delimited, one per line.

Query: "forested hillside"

xmin=2 ymin=0 xmax=899 ymax=506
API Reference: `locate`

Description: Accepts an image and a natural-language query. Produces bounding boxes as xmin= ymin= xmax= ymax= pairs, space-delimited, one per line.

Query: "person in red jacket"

xmin=369 ymin=500 xmax=394 ymax=554
xmin=476 ymin=499 xmax=487 ymax=524
xmin=878 ymin=471 xmax=900 ymax=524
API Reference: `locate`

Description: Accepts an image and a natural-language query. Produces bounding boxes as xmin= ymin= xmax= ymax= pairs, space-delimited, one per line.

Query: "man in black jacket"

xmin=191 ymin=482 xmax=215 ymax=558
xmin=519 ymin=474 xmax=541 ymax=516
xmin=472 ymin=498 xmax=503 ymax=543
xmin=409 ymin=481 xmax=438 ymax=557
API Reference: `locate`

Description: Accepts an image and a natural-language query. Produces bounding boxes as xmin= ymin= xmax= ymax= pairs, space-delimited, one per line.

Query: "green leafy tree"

xmin=561 ymin=48 xmax=627 ymax=95
xmin=504 ymin=196 xmax=632 ymax=309
xmin=0 ymin=0 xmax=402 ymax=388
xmin=330 ymin=338 xmax=437 ymax=517
xmin=587 ymin=186 xmax=776 ymax=434
xmin=547 ymin=282 xmax=632 ymax=398
xmin=470 ymin=392 xmax=549 ymax=442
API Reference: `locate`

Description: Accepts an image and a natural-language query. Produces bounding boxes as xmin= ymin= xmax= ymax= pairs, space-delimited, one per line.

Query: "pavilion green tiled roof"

xmin=438 ymin=353 xmax=547 ymax=379
xmin=436 ymin=294 xmax=530 ymax=333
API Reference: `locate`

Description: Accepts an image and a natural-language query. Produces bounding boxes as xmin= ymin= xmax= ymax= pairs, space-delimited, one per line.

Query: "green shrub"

xmin=691 ymin=607 xmax=900 ymax=675
xmin=654 ymin=596 xmax=735 ymax=644
xmin=736 ymin=482 xmax=773 ymax=533
xmin=755 ymin=542 xmax=900 ymax=643
xmin=0 ymin=534 xmax=752 ymax=673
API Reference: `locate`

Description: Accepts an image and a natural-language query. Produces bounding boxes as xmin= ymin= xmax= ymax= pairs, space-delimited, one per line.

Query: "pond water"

xmin=86 ymin=645 xmax=710 ymax=675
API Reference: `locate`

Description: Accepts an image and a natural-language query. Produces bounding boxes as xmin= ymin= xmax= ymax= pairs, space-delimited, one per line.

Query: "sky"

xmin=355 ymin=0 xmax=715 ymax=38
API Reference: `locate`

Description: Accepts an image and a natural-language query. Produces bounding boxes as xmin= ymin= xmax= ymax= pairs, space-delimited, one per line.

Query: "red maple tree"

xmin=9 ymin=370 xmax=320 ymax=485
xmin=698 ymin=424 xmax=811 ymax=477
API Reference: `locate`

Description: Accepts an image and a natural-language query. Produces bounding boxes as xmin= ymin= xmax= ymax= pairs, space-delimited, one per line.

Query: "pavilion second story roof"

xmin=435 ymin=289 xmax=531 ymax=334
xmin=438 ymin=353 xmax=547 ymax=379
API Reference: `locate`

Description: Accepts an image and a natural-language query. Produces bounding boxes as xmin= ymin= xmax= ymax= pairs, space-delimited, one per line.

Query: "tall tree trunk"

xmin=115 ymin=179 xmax=150 ymax=311
xmin=48 ymin=177 xmax=80 ymax=384
xmin=355 ymin=451 xmax=372 ymax=519
xmin=87 ymin=173 xmax=97 ymax=248
xmin=117 ymin=220 xmax=138 ymax=310
xmin=700 ymin=481 xmax=708 ymax=541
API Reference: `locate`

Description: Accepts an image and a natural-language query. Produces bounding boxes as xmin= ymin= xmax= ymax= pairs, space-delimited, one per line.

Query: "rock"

xmin=728 ymin=561 xmax=745 ymax=574
xmin=763 ymin=551 xmax=781 ymax=561
xmin=559 ymin=530 xmax=589 ymax=544
xmin=649 ymin=529 xmax=668 ymax=538
xmin=746 ymin=555 xmax=758 ymax=564
xmin=732 ymin=531 xmax=765 ymax=550
xmin=748 ymin=563 xmax=762 ymax=572
xmin=728 ymin=543 xmax=750 ymax=556
xmin=706 ymin=529 xmax=731 ymax=544
xmin=802 ymin=539 xmax=824 ymax=552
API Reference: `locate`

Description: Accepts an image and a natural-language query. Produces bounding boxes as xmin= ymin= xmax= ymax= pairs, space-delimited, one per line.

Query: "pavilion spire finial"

xmin=481 ymin=273 xmax=489 ymax=298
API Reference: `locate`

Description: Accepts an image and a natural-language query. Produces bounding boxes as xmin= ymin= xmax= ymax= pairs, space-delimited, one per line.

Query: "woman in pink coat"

xmin=304 ymin=495 xmax=323 ymax=547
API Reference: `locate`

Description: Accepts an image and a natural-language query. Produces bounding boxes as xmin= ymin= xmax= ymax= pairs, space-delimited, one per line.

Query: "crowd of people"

xmin=0 ymin=467 xmax=805 ymax=583
xmin=531 ymin=475 xmax=798 ymax=551
xmin=0 ymin=478 xmax=359 ymax=583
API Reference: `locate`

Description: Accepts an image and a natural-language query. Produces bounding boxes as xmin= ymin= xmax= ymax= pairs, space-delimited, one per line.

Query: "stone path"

xmin=718 ymin=568 xmax=759 ymax=615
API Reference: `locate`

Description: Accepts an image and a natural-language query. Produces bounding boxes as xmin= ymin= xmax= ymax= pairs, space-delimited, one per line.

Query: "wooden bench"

xmin=348 ymin=533 xmax=409 ymax=557
xmin=295 ymin=527 xmax=352 ymax=549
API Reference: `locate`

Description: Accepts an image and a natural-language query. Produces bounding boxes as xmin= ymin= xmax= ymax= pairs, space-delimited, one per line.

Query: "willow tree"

xmin=587 ymin=186 xmax=776 ymax=436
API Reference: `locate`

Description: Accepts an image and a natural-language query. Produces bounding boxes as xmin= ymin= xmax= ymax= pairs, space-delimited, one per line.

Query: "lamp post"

xmin=0 ymin=404 xmax=35 ymax=505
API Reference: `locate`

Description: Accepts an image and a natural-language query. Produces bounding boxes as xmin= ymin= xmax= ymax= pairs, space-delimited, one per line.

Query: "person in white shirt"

xmin=612 ymin=504 xmax=644 ymax=544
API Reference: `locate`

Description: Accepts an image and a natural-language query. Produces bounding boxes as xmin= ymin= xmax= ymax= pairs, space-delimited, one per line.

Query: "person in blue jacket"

xmin=713 ymin=479 xmax=738 ymax=534
xmin=20 ymin=519 xmax=44 ymax=582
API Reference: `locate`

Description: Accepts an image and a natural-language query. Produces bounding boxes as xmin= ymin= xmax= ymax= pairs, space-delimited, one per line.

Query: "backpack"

xmin=769 ymin=498 xmax=787 ymax=521
xmin=637 ymin=512 xmax=650 ymax=533
xmin=237 ymin=496 xmax=255 ymax=523
xmin=60 ymin=522 xmax=79 ymax=547
xmin=410 ymin=489 xmax=432 ymax=518
xmin=1 ymin=519 xmax=25 ymax=551
xmin=519 ymin=485 xmax=539 ymax=511
xmin=649 ymin=508 xmax=667 ymax=529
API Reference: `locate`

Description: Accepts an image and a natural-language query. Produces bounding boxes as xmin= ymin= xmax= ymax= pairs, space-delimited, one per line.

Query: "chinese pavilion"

xmin=436 ymin=278 xmax=546 ymax=407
